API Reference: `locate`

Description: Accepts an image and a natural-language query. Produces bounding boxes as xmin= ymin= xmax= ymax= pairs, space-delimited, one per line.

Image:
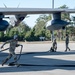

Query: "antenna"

xmin=3 ymin=3 xmax=7 ymax=8
xmin=17 ymin=3 xmax=20 ymax=8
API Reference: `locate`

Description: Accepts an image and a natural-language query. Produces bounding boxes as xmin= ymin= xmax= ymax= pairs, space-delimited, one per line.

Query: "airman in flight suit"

xmin=1 ymin=35 xmax=22 ymax=66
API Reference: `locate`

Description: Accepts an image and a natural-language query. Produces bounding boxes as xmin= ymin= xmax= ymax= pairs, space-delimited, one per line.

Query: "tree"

xmin=3 ymin=21 xmax=31 ymax=41
xmin=0 ymin=32 xmax=4 ymax=41
xmin=18 ymin=22 xmax=31 ymax=41
xmin=59 ymin=5 xmax=70 ymax=20
xmin=33 ymin=14 xmax=52 ymax=40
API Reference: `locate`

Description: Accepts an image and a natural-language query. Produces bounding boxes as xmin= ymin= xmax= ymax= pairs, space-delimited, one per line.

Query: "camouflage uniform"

xmin=49 ymin=39 xmax=57 ymax=52
xmin=1 ymin=36 xmax=20 ymax=66
xmin=52 ymin=39 xmax=57 ymax=51
xmin=65 ymin=34 xmax=70 ymax=51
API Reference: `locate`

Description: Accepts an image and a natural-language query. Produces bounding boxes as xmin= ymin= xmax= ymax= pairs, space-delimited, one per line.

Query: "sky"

xmin=0 ymin=0 xmax=75 ymax=28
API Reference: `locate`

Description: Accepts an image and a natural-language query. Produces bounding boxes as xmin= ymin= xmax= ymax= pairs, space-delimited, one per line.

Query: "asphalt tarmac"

xmin=0 ymin=41 xmax=75 ymax=75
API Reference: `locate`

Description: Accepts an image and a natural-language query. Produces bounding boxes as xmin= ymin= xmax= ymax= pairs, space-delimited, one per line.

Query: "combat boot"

xmin=2 ymin=58 xmax=8 ymax=66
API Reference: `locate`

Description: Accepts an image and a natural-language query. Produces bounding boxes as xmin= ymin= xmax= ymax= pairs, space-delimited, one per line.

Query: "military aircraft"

xmin=0 ymin=8 xmax=75 ymax=31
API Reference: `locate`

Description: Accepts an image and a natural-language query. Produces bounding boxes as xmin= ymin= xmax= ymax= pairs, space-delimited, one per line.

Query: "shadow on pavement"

xmin=0 ymin=50 xmax=75 ymax=73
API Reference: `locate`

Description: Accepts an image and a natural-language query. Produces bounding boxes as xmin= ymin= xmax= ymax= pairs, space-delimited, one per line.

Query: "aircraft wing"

xmin=0 ymin=8 xmax=75 ymax=31
xmin=0 ymin=8 xmax=75 ymax=15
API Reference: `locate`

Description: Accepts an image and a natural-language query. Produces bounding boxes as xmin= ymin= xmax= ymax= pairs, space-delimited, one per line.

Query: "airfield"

xmin=0 ymin=41 xmax=75 ymax=75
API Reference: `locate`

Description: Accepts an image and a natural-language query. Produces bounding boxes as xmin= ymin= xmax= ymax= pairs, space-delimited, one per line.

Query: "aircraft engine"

xmin=0 ymin=20 xmax=9 ymax=31
xmin=15 ymin=14 xmax=27 ymax=26
xmin=46 ymin=19 xmax=69 ymax=30
xmin=46 ymin=12 xmax=69 ymax=30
